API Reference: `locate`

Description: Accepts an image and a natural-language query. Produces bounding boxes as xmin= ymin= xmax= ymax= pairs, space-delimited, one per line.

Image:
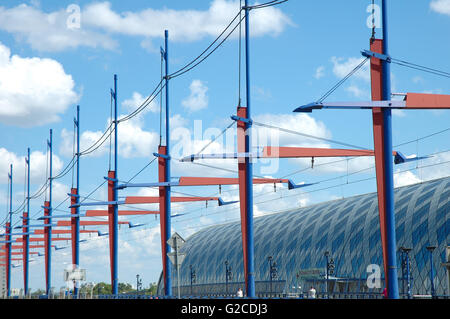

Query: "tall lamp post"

xmin=324 ymin=251 xmax=335 ymax=298
xmin=324 ymin=251 xmax=329 ymax=298
xmin=399 ymin=247 xmax=412 ymax=299
xmin=426 ymin=246 xmax=436 ymax=298
xmin=189 ymin=265 xmax=196 ymax=296
xmin=225 ymin=260 xmax=232 ymax=295
xmin=268 ymin=256 xmax=278 ymax=297
xmin=136 ymin=274 xmax=142 ymax=292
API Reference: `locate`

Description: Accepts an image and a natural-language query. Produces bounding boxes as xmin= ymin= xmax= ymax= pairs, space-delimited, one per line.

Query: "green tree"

xmin=118 ymin=282 xmax=133 ymax=293
xmin=31 ymin=289 xmax=46 ymax=297
xmin=93 ymin=282 xmax=111 ymax=295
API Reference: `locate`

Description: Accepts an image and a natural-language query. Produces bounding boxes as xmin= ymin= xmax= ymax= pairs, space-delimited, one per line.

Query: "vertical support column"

xmin=46 ymin=129 xmax=53 ymax=297
xmin=70 ymin=188 xmax=78 ymax=275
xmin=22 ymin=212 xmax=29 ymax=295
xmin=158 ymin=146 xmax=171 ymax=296
xmin=72 ymin=104 xmax=81 ymax=297
xmin=24 ymin=148 xmax=30 ymax=295
xmin=159 ymin=29 xmax=172 ymax=297
xmin=107 ymin=75 xmax=119 ymax=295
xmin=107 ymin=171 xmax=118 ymax=295
xmin=6 ymin=164 xmax=12 ymax=297
xmin=236 ymin=106 xmax=250 ymax=294
xmin=241 ymin=0 xmax=255 ymax=298
xmin=369 ymin=0 xmax=399 ymax=299
xmin=43 ymin=200 xmax=51 ymax=296
xmin=369 ymin=38 xmax=389 ymax=289
xmin=5 ymin=222 xmax=11 ymax=298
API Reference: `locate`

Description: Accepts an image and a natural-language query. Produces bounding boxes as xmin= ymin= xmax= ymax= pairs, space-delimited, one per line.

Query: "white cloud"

xmin=330 ymin=56 xmax=370 ymax=82
xmin=60 ymin=91 xmax=161 ymax=158
xmin=430 ymin=0 xmax=450 ymax=16
xmin=253 ymin=85 xmax=272 ymax=101
xmin=0 ymin=148 xmax=63 ymax=186
xmin=0 ymin=1 xmax=292 ymax=52
xmin=392 ymin=109 xmax=407 ymax=117
xmin=394 ymin=170 xmax=421 ymax=188
xmin=182 ymin=80 xmax=209 ymax=112
xmin=82 ymin=0 xmax=293 ymax=42
xmin=253 ymin=113 xmax=331 ymax=148
xmin=394 ymin=152 xmax=450 ymax=187
xmin=52 ymin=181 xmax=70 ymax=203
xmin=60 ymin=120 xmax=159 ymax=159
xmin=345 ymin=85 xmax=368 ymax=98
xmin=0 ymin=4 xmax=117 ymax=52
xmin=412 ymin=76 xmax=424 ymax=84
xmin=314 ymin=66 xmax=325 ymax=79
xmin=122 ymin=91 xmax=158 ymax=115
xmin=0 ymin=42 xmax=78 ymax=127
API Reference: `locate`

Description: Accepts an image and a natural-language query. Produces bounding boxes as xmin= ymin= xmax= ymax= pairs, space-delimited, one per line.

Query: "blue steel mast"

xmin=163 ymin=29 xmax=172 ymax=297
xmin=380 ymin=0 xmax=399 ymax=299
xmin=243 ymin=0 xmax=255 ymax=297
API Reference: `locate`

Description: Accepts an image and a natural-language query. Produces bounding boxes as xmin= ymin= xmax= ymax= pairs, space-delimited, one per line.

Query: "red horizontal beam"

xmin=262 ymin=147 xmax=399 ymax=159
xmin=178 ymin=177 xmax=289 ymax=186
xmin=262 ymin=147 xmax=375 ymax=158
xmin=85 ymin=210 xmax=159 ymax=217
xmin=0 ymin=257 xmax=23 ymax=261
xmin=16 ymin=237 xmax=73 ymax=242
xmin=0 ymin=252 xmax=39 ymax=256
xmin=57 ymin=220 xmax=129 ymax=227
xmin=3 ymin=245 xmax=53 ymax=250
xmin=125 ymin=196 xmax=219 ymax=205
xmin=34 ymin=229 xmax=98 ymax=235
xmin=405 ymin=93 xmax=450 ymax=109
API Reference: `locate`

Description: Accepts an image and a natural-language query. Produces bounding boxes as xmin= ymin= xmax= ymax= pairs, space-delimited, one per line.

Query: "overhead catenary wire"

xmin=317 ymin=57 xmax=370 ymax=103
xmin=391 ymin=57 xmax=450 ymax=79
xmin=168 ymin=12 xmax=247 ymax=80
xmin=252 ymin=120 xmax=370 ymax=150
xmin=168 ymin=10 xmax=243 ymax=79
xmin=12 ymin=156 xmax=450 ymax=262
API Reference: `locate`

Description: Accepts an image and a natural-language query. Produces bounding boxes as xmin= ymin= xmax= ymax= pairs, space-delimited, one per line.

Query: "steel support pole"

xmin=6 ymin=166 xmax=12 ymax=297
xmin=73 ymin=105 xmax=81 ymax=297
xmin=243 ymin=0 xmax=255 ymax=298
xmin=406 ymin=252 xmax=411 ymax=298
xmin=43 ymin=201 xmax=51 ymax=296
xmin=162 ymin=29 xmax=172 ymax=297
xmin=46 ymin=129 xmax=53 ymax=297
xmin=112 ymin=75 xmax=119 ymax=295
xmin=24 ymin=148 xmax=30 ymax=295
xmin=325 ymin=253 xmax=329 ymax=298
xmin=5 ymin=222 xmax=11 ymax=298
xmin=428 ymin=248 xmax=436 ymax=297
xmin=380 ymin=0 xmax=399 ymax=299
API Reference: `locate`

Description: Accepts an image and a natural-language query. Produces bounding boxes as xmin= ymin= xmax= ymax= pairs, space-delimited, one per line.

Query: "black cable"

xmin=391 ymin=58 xmax=450 ymax=78
xmin=125 ymin=157 xmax=157 ymax=184
xmin=394 ymin=127 xmax=450 ymax=148
xmin=194 ymin=121 xmax=235 ymax=156
xmin=169 ymin=10 xmax=243 ymax=79
xmin=79 ymin=122 xmax=114 ymax=156
xmin=318 ymin=57 xmax=369 ymax=103
xmin=169 ymin=13 xmax=246 ymax=80
xmin=392 ymin=61 xmax=450 ymax=79
xmin=247 ymin=0 xmax=288 ymax=10
xmin=118 ymin=79 xmax=165 ymax=123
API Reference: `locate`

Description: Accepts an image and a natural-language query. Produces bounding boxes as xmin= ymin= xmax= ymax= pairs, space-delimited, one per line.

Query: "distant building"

xmin=0 ymin=259 xmax=5 ymax=298
xmin=157 ymin=177 xmax=449 ymax=297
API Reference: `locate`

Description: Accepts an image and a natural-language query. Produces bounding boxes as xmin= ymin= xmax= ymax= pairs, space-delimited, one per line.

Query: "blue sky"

xmin=0 ymin=0 xmax=449 ymax=292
